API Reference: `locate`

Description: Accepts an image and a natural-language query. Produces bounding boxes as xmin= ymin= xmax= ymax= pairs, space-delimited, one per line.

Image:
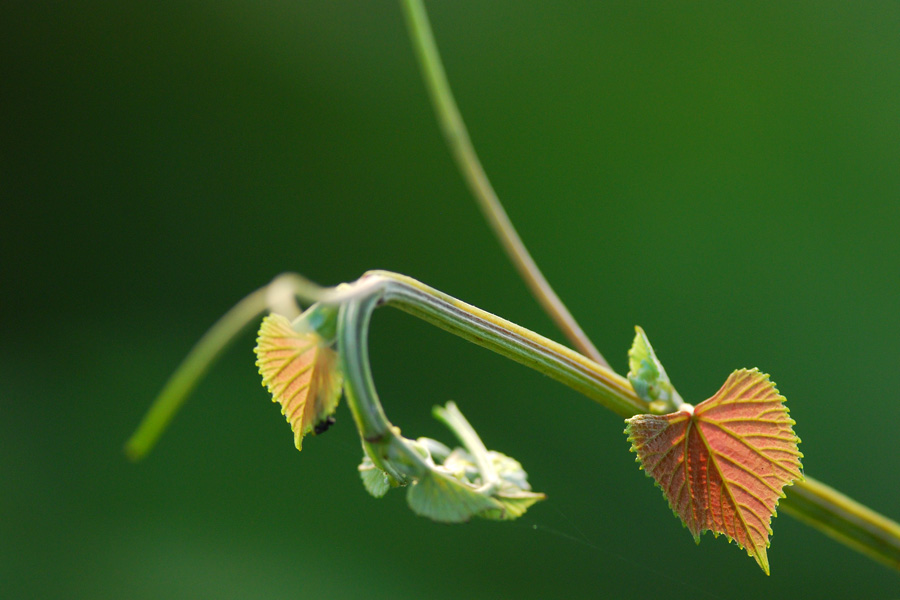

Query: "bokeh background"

xmin=4 ymin=1 xmax=900 ymax=598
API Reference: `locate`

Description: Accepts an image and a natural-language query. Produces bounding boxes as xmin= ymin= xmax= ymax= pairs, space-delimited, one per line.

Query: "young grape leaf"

xmin=439 ymin=447 xmax=546 ymax=521
xmin=367 ymin=403 xmax=545 ymax=523
xmin=625 ymin=369 xmax=802 ymax=575
xmin=359 ymin=456 xmax=393 ymax=498
xmin=406 ymin=468 xmax=504 ymax=523
xmin=254 ymin=313 xmax=343 ymax=451
xmin=627 ymin=326 xmax=684 ymax=411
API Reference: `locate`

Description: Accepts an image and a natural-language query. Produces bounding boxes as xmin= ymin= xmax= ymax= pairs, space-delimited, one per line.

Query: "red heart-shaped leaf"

xmin=625 ymin=369 xmax=802 ymax=574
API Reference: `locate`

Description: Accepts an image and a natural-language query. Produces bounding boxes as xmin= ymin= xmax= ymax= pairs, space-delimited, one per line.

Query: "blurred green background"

xmin=3 ymin=1 xmax=900 ymax=597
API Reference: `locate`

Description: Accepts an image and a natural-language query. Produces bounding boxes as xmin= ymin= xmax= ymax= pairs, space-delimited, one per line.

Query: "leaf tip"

xmin=754 ymin=546 xmax=771 ymax=576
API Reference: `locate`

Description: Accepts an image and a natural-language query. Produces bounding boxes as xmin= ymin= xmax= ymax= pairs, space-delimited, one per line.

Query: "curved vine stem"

xmin=127 ymin=269 xmax=900 ymax=570
xmin=367 ymin=271 xmax=900 ymax=571
xmin=124 ymin=285 xmax=270 ymax=461
xmin=399 ymin=0 xmax=610 ymax=370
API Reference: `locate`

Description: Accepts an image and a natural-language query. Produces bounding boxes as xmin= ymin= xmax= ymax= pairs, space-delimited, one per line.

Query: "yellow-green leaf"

xmin=254 ymin=313 xmax=342 ymax=450
xmin=359 ymin=456 xmax=393 ymax=498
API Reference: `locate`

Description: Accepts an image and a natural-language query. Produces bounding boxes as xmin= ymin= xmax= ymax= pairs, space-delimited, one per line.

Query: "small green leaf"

xmin=359 ymin=456 xmax=393 ymax=498
xmin=254 ymin=312 xmax=343 ymax=450
xmin=361 ymin=401 xmax=544 ymax=522
xmin=406 ymin=469 xmax=502 ymax=523
xmin=481 ymin=491 xmax=546 ymax=521
xmin=627 ymin=326 xmax=683 ymax=411
xmin=435 ymin=447 xmax=546 ymax=521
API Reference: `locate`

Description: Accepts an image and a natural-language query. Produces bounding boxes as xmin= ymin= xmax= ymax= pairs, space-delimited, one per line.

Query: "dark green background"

xmin=4 ymin=2 xmax=900 ymax=597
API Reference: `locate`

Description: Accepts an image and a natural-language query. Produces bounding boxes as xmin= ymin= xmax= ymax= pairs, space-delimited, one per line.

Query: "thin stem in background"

xmin=399 ymin=0 xmax=611 ymax=370
xmin=124 ymin=286 xmax=271 ymax=460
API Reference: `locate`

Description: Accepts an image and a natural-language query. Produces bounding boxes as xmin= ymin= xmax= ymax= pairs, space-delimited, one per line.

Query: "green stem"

xmin=399 ymin=0 xmax=609 ymax=370
xmin=124 ymin=285 xmax=270 ymax=461
xmin=394 ymin=0 xmax=900 ymax=571
xmin=336 ymin=292 xmax=425 ymax=485
xmin=779 ymin=476 xmax=900 ymax=571
xmin=336 ymin=293 xmax=393 ymax=443
xmin=369 ymin=270 xmax=644 ymax=418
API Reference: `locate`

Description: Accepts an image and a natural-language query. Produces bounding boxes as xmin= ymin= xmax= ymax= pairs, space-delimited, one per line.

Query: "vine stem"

xmin=399 ymin=0 xmax=610 ymax=370
xmin=123 ymin=286 xmax=270 ymax=461
xmin=343 ymin=271 xmax=900 ymax=572
xmin=126 ymin=270 xmax=900 ymax=570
